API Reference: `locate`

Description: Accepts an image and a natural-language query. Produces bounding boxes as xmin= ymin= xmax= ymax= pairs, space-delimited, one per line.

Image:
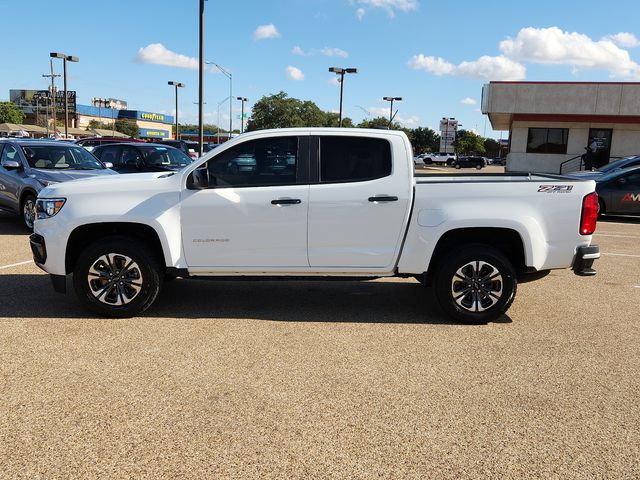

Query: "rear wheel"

xmin=455 ymin=164 xmax=461 ymax=169
xmin=475 ymin=164 xmax=482 ymax=170
xmin=22 ymin=194 xmax=36 ymax=231
xmin=433 ymin=245 xmax=517 ymax=324
xmin=73 ymin=236 xmax=163 ymax=318
xmin=597 ymin=198 xmax=606 ymax=217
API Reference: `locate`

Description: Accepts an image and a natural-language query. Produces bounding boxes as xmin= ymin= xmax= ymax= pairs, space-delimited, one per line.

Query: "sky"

xmin=3 ymin=0 xmax=640 ymax=138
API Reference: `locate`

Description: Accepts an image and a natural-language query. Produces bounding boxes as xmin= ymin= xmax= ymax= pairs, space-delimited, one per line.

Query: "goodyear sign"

xmin=140 ymin=112 xmax=165 ymax=122
xmin=119 ymin=110 xmax=173 ymax=124
xmin=139 ymin=128 xmax=169 ymax=138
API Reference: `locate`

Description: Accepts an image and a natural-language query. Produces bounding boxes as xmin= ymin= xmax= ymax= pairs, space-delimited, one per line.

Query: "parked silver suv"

xmin=0 ymin=139 xmax=117 ymax=230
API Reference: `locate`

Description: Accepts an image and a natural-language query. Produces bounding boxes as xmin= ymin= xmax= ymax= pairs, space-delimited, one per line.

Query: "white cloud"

xmin=327 ymin=77 xmax=341 ymax=86
xmin=286 ymin=66 xmax=304 ymax=81
xmin=461 ymin=97 xmax=477 ymax=105
xmin=408 ymin=54 xmax=525 ymax=80
xmin=604 ymin=32 xmax=640 ymax=48
xmin=321 ymin=47 xmax=349 ymax=58
xmin=368 ymin=106 xmax=419 ymax=127
xmin=292 ymin=46 xmax=308 ymax=56
xmin=135 ymin=43 xmax=198 ymax=69
xmin=500 ymin=27 xmax=640 ymax=78
xmin=253 ymin=24 xmax=280 ymax=40
xmin=354 ymin=0 xmax=419 ymax=18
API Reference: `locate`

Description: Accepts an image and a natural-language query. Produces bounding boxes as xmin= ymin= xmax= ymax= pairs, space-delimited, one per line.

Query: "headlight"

xmin=35 ymin=198 xmax=66 ymax=220
xmin=38 ymin=179 xmax=59 ymax=187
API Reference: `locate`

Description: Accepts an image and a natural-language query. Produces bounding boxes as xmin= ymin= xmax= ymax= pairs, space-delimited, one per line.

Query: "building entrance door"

xmin=588 ymin=128 xmax=612 ymax=168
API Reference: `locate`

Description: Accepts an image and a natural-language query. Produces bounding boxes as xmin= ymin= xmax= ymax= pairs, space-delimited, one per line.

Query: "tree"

xmin=248 ymin=91 xmax=330 ymax=131
xmin=409 ymin=127 xmax=440 ymax=154
xmin=483 ymin=138 xmax=499 ymax=157
xmin=454 ymin=130 xmax=485 ymax=155
xmin=114 ymin=120 xmax=139 ymax=138
xmin=357 ymin=116 xmax=402 ymax=130
xmin=324 ymin=112 xmax=354 ymax=128
xmin=0 ymin=102 xmax=25 ymax=124
xmin=87 ymin=119 xmax=113 ymax=130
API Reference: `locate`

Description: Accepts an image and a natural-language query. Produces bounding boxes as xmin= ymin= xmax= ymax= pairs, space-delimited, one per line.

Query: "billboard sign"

xmin=92 ymin=97 xmax=128 ymax=110
xmin=10 ymin=89 xmax=76 ymax=114
xmin=439 ymin=118 xmax=459 ymax=153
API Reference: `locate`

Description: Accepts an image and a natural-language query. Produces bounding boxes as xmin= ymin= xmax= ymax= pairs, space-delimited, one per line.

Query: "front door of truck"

xmin=181 ymin=135 xmax=310 ymax=269
xmin=307 ymin=135 xmax=412 ymax=269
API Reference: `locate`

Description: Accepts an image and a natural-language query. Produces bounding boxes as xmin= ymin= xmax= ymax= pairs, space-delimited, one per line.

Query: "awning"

xmin=0 ymin=123 xmax=24 ymax=132
xmin=90 ymin=128 xmax=129 ymax=138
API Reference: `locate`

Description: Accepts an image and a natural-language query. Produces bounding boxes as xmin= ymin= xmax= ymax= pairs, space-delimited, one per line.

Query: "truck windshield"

xmin=22 ymin=145 xmax=105 ymax=170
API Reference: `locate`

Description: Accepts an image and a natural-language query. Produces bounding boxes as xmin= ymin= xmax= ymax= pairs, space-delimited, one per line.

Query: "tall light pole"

xmin=168 ymin=81 xmax=185 ymax=140
xmin=198 ymin=0 xmax=205 ymax=156
xmin=329 ymin=67 xmax=357 ymax=127
xmin=383 ymin=96 xmax=402 ymax=128
xmin=236 ymin=97 xmax=247 ymax=133
xmin=42 ymin=61 xmax=60 ymax=137
xmin=207 ymin=61 xmax=232 ymax=138
xmin=216 ymin=96 xmax=231 ymax=144
xmin=50 ymin=52 xmax=79 ymax=138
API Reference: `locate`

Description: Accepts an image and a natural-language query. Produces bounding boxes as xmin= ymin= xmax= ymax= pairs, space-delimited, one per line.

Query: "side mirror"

xmin=103 ymin=161 xmax=114 ymax=169
xmin=1 ymin=160 xmax=22 ymax=170
xmin=187 ymin=164 xmax=209 ymax=190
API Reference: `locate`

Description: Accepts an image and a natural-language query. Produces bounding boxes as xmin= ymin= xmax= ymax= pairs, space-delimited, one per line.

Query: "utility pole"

xmin=42 ymin=60 xmax=60 ymax=137
xmin=198 ymin=0 xmax=205 ymax=155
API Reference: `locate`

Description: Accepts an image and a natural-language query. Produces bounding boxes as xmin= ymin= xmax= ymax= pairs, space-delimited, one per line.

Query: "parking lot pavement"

xmin=0 ymin=212 xmax=639 ymax=478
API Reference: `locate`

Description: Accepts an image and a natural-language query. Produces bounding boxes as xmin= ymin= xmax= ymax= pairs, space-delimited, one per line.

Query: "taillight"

xmin=580 ymin=192 xmax=598 ymax=235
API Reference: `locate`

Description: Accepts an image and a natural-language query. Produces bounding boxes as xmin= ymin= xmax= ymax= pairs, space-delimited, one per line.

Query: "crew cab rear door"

xmin=307 ymin=134 xmax=412 ymax=269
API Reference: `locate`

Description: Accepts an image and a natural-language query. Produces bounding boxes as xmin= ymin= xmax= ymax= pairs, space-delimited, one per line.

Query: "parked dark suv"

xmin=92 ymin=143 xmax=192 ymax=173
xmin=451 ymin=156 xmax=486 ymax=169
xmin=0 ymin=139 xmax=117 ymax=229
xmin=156 ymin=139 xmax=212 ymax=159
xmin=76 ymin=136 xmax=146 ymax=152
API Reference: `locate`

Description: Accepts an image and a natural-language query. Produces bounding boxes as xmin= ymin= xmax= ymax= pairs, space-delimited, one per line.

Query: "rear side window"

xmin=320 ymin=136 xmax=391 ymax=183
xmin=96 ymin=145 xmax=120 ymax=166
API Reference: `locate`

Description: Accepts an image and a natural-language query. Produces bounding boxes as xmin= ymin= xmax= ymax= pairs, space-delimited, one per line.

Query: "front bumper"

xmin=29 ymin=233 xmax=47 ymax=266
xmin=573 ymin=245 xmax=600 ymax=276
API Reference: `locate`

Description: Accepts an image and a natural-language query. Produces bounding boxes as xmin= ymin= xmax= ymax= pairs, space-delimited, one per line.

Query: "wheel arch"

xmin=65 ymin=222 xmax=167 ymax=274
xmin=425 ymin=227 xmax=526 ymax=284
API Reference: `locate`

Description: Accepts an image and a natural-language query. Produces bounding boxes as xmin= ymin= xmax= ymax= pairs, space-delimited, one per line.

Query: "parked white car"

xmin=31 ymin=128 xmax=600 ymax=324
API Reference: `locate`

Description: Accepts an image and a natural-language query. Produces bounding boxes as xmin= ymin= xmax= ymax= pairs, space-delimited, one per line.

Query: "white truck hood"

xmin=38 ymin=172 xmax=179 ymax=198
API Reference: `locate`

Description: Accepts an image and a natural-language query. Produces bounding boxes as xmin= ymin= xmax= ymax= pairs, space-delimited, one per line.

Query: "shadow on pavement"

xmin=0 ymin=212 xmax=27 ymax=236
xmin=0 ymin=274 xmax=512 ymax=325
xmin=599 ymin=215 xmax=640 ymax=225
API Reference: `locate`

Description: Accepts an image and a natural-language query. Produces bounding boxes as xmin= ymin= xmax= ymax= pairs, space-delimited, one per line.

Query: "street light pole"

xmin=236 ymin=97 xmax=247 ymax=133
xmin=50 ymin=52 xmax=78 ymax=138
xmin=42 ymin=61 xmax=60 ymax=137
xmin=207 ymin=61 xmax=233 ymax=138
xmin=329 ymin=67 xmax=357 ymax=127
xmin=383 ymin=96 xmax=402 ymax=128
xmin=168 ymin=81 xmax=185 ymax=140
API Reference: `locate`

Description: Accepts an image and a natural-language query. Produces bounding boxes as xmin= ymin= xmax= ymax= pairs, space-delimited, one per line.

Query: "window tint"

xmin=527 ymin=128 xmax=569 ymax=154
xmin=320 ymin=136 xmax=391 ymax=182
xmin=97 ymin=146 xmax=120 ymax=166
xmin=207 ymin=136 xmax=298 ymax=188
xmin=625 ymin=172 xmax=640 ymax=186
xmin=121 ymin=147 xmax=143 ymax=168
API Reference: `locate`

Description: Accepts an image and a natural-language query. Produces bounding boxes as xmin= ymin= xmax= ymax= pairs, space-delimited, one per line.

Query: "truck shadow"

xmin=0 ymin=212 xmax=27 ymax=235
xmin=0 ymin=274 xmax=512 ymax=325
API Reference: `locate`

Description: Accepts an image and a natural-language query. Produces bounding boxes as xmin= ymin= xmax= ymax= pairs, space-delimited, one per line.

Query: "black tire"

xmin=433 ymin=245 xmax=517 ymax=324
xmin=73 ymin=236 xmax=163 ymax=318
xmin=597 ymin=198 xmax=606 ymax=217
xmin=21 ymin=194 xmax=36 ymax=231
xmin=475 ymin=164 xmax=482 ymax=170
xmin=455 ymin=164 xmax=461 ymax=169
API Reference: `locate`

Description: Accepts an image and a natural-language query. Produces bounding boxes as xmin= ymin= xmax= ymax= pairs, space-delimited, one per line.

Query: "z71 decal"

xmin=538 ymin=185 xmax=574 ymax=193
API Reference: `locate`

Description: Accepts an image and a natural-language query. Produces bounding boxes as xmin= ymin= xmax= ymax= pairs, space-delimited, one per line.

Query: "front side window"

xmin=121 ymin=147 xmax=144 ymax=168
xmin=95 ymin=146 xmax=120 ymax=166
xmin=320 ymin=136 xmax=391 ymax=183
xmin=206 ymin=136 xmax=298 ymax=188
xmin=1 ymin=144 xmax=19 ymax=165
xmin=526 ymin=128 xmax=569 ymax=154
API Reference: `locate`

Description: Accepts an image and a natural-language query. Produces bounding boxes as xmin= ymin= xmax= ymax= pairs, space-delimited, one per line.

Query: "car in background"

xmin=593 ymin=165 xmax=640 ymax=216
xmin=92 ymin=143 xmax=192 ymax=174
xmin=413 ymin=153 xmax=429 ymax=165
xmin=490 ymin=157 xmax=506 ymax=166
xmin=0 ymin=139 xmax=117 ymax=229
xmin=451 ymin=156 xmax=485 ymax=169
xmin=157 ymin=140 xmax=213 ymax=159
xmin=567 ymin=155 xmax=640 ymax=177
xmin=422 ymin=152 xmax=456 ymax=165
xmin=76 ymin=137 xmax=146 ymax=152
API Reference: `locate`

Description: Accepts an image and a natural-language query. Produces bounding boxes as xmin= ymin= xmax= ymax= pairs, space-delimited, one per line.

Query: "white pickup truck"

xmin=30 ymin=128 xmax=600 ymax=324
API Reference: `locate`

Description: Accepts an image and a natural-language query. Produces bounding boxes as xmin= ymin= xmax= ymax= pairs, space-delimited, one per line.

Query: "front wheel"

xmin=433 ymin=245 xmax=517 ymax=324
xmin=22 ymin=194 xmax=36 ymax=231
xmin=455 ymin=164 xmax=461 ymax=169
xmin=73 ymin=236 xmax=163 ymax=318
xmin=475 ymin=164 xmax=482 ymax=170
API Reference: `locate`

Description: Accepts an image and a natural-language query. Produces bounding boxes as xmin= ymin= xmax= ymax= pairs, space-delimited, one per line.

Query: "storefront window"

xmin=526 ymin=128 xmax=569 ymax=154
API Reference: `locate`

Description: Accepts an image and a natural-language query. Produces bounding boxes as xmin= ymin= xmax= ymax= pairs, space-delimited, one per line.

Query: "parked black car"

xmin=156 ymin=140 xmax=212 ymax=159
xmin=92 ymin=143 xmax=192 ymax=173
xmin=451 ymin=156 xmax=485 ymax=169
xmin=594 ymin=165 xmax=640 ymax=216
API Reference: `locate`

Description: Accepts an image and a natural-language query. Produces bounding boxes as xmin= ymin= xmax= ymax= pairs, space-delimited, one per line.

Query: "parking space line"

xmin=0 ymin=260 xmax=33 ymax=270
xmin=595 ymin=233 xmax=640 ymax=238
xmin=601 ymin=252 xmax=640 ymax=258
